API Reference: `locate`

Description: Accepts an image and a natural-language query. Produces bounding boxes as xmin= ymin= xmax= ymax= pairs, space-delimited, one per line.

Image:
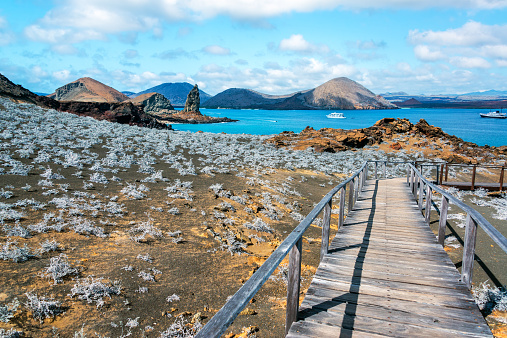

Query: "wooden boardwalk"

xmin=287 ymin=178 xmax=492 ymax=337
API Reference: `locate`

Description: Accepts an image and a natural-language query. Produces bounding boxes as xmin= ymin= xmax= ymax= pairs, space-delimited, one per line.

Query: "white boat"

xmin=480 ymin=110 xmax=507 ymax=119
xmin=326 ymin=112 xmax=346 ymax=119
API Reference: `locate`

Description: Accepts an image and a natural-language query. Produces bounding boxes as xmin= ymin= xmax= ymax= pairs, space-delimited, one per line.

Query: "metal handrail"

xmin=407 ymin=163 xmax=507 ymax=289
xmin=196 ymin=162 xmax=368 ymax=337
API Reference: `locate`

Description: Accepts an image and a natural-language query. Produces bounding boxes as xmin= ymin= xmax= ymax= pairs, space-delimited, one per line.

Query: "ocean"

xmin=172 ymin=108 xmax=507 ymax=147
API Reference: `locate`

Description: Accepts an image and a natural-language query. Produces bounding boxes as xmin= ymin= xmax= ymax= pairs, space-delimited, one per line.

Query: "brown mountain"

xmin=203 ymin=77 xmax=396 ymax=110
xmin=48 ymin=77 xmax=129 ymax=102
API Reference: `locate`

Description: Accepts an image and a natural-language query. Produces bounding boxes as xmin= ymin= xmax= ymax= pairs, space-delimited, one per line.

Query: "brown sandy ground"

xmin=0 ymin=99 xmax=505 ymax=337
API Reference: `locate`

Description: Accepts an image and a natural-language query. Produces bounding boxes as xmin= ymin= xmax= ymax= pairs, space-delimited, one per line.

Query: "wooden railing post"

xmin=354 ymin=176 xmax=359 ymax=205
xmin=461 ymin=214 xmax=478 ymax=289
xmin=374 ymin=162 xmax=378 ymax=180
xmin=364 ymin=163 xmax=368 ymax=181
xmin=383 ymin=161 xmax=387 ymax=178
xmin=445 ymin=164 xmax=449 ymax=182
xmin=435 ymin=164 xmax=440 ymax=184
xmin=418 ymin=180 xmax=424 ymax=211
xmin=425 ymin=184 xmax=432 ymax=225
xmin=348 ymin=178 xmax=355 ymax=212
xmin=410 ymin=168 xmax=414 ymax=192
xmin=438 ymin=195 xmax=449 ymax=246
xmin=439 ymin=164 xmax=444 ymax=185
xmin=471 ymin=165 xmax=477 ymax=190
xmin=499 ymin=167 xmax=504 ymax=192
xmin=320 ymin=200 xmax=332 ymax=261
xmin=339 ymin=186 xmax=346 ymax=230
xmin=285 ymin=238 xmax=302 ymax=335
xmin=406 ymin=164 xmax=410 ymax=184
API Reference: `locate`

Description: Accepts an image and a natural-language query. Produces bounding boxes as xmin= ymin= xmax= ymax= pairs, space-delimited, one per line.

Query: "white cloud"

xmin=124 ymin=49 xmax=139 ymax=59
xmin=0 ymin=16 xmax=15 ymax=46
xmin=52 ymin=69 xmax=72 ymax=81
xmin=51 ymin=44 xmax=80 ymax=55
xmin=279 ymin=34 xmax=329 ymax=54
xmin=413 ymin=45 xmax=447 ymax=62
xmin=450 ymin=56 xmax=491 ymax=68
xmin=202 ymin=45 xmax=232 ymax=55
xmin=409 ymin=21 xmax=507 ymax=71
xmin=409 ymin=21 xmax=507 ymax=46
xmin=24 ymin=0 xmax=507 ymax=47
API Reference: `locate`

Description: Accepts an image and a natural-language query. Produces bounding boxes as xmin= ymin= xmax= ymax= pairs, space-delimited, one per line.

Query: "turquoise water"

xmin=172 ymin=108 xmax=507 ymax=147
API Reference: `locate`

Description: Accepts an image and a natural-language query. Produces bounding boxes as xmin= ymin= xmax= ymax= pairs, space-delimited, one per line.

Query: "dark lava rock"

xmin=183 ymin=84 xmax=200 ymax=113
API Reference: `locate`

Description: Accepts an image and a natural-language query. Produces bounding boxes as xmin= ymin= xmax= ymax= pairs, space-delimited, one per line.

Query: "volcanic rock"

xmin=266 ymin=117 xmax=501 ymax=163
xmin=128 ymin=92 xmax=175 ymax=117
xmin=183 ymin=84 xmax=200 ymax=113
xmin=56 ymin=101 xmax=171 ymax=129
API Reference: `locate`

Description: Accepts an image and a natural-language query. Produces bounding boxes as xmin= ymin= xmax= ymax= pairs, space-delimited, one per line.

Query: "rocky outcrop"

xmin=183 ymin=84 xmax=200 ymax=113
xmin=161 ymin=110 xmax=237 ymax=124
xmin=266 ymin=117 xmax=500 ymax=163
xmin=48 ymin=77 xmax=130 ymax=102
xmin=128 ymin=92 xmax=175 ymax=117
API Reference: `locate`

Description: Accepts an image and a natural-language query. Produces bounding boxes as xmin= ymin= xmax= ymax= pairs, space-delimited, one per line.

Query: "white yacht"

xmin=326 ymin=112 xmax=346 ymax=119
xmin=480 ymin=110 xmax=507 ymax=119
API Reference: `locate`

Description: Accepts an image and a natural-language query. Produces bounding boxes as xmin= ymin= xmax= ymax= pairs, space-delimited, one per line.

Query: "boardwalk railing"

xmin=439 ymin=163 xmax=506 ymax=191
xmin=368 ymin=159 xmax=445 ymax=183
xmin=196 ymin=162 xmax=368 ymax=337
xmin=407 ymin=163 xmax=507 ymax=289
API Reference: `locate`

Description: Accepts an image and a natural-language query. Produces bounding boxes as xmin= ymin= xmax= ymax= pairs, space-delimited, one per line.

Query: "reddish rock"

xmin=390 ymin=142 xmax=402 ymax=150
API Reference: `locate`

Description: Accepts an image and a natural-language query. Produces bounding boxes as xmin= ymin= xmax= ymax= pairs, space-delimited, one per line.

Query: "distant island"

xmin=202 ymin=77 xmax=397 ymax=110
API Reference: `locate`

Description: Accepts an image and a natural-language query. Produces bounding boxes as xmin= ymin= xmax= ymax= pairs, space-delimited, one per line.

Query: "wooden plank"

xmin=312 ymin=270 xmax=472 ymax=298
xmin=298 ymin=306 xmax=491 ymax=337
xmin=316 ymin=262 xmax=463 ymax=286
xmin=303 ymin=288 xmax=484 ymax=324
xmin=321 ymin=254 xmax=460 ymax=276
xmin=287 ymin=320 xmax=386 ymax=337
xmin=309 ymin=277 xmax=477 ymax=309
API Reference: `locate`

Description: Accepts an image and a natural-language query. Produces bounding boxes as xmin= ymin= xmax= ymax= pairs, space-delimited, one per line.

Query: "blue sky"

xmin=1 ymin=0 xmax=507 ymax=96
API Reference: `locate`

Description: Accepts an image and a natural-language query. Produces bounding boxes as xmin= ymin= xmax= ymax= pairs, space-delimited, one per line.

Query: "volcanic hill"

xmin=48 ymin=77 xmax=130 ymax=102
xmin=203 ymin=77 xmax=396 ymax=110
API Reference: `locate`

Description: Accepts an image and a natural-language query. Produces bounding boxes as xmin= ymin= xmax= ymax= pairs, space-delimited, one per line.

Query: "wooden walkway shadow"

xmin=287 ymin=178 xmax=492 ymax=337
